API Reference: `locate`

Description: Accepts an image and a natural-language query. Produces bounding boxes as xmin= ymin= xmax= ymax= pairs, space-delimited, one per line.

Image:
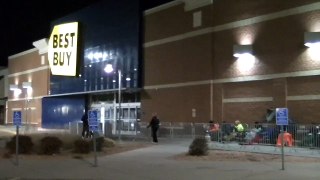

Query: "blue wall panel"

xmin=42 ymin=97 xmax=85 ymax=128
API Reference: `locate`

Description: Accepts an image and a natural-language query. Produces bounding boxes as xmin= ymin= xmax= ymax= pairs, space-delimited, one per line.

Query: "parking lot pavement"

xmin=1 ymin=138 xmax=320 ymax=180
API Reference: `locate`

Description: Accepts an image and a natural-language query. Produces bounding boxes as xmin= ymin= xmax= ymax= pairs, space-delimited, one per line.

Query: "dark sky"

xmin=0 ymin=0 xmax=173 ymax=67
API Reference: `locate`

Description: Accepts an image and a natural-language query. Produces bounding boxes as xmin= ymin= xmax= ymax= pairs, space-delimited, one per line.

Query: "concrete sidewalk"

xmin=210 ymin=142 xmax=320 ymax=158
xmin=1 ymin=139 xmax=320 ymax=180
xmin=0 ymin=125 xmax=16 ymax=137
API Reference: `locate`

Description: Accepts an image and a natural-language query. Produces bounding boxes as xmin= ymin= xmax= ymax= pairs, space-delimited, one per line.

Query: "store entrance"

xmin=91 ymin=102 xmax=141 ymax=137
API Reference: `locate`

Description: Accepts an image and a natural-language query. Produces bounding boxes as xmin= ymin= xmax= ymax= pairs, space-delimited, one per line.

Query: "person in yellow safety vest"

xmin=234 ymin=120 xmax=244 ymax=133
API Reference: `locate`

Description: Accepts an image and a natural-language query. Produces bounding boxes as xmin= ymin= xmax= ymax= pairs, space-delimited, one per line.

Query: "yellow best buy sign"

xmin=48 ymin=22 xmax=79 ymax=76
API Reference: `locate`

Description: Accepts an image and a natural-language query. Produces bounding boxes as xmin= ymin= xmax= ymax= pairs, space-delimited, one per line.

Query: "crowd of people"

xmin=206 ymin=120 xmax=277 ymax=144
xmin=206 ymin=120 xmax=320 ymax=148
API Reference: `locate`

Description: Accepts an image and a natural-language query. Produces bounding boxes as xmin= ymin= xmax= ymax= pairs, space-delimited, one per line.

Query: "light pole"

xmin=117 ymin=69 xmax=122 ymax=141
xmin=104 ymin=64 xmax=122 ymax=141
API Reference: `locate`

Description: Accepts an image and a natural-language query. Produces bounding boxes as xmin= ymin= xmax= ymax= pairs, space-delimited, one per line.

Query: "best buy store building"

xmin=7 ymin=0 xmax=320 ymax=132
xmin=7 ymin=0 xmax=141 ymax=134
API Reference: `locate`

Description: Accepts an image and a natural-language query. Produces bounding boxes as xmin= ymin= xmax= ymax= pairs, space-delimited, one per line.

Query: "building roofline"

xmin=8 ymin=48 xmax=38 ymax=60
xmin=144 ymin=0 xmax=183 ymax=15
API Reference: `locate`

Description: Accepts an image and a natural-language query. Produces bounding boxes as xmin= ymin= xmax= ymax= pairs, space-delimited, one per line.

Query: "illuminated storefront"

xmin=7 ymin=0 xmax=320 ymax=131
xmin=7 ymin=0 xmax=141 ymax=131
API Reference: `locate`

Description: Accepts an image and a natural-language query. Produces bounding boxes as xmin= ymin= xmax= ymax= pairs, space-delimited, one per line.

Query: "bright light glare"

xmin=101 ymin=107 xmax=105 ymax=124
xmin=14 ymin=89 xmax=22 ymax=97
xmin=126 ymin=77 xmax=131 ymax=81
xmin=104 ymin=64 xmax=114 ymax=73
xmin=10 ymin=84 xmax=19 ymax=91
xmin=236 ymin=54 xmax=256 ymax=72
xmin=103 ymin=52 xmax=109 ymax=60
xmin=61 ymin=106 xmax=69 ymax=115
xmin=94 ymin=52 xmax=103 ymax=60
xmin=22 ymin=82 xmax=32 ymax=89
xmin=87 ymin=52 xmax=94 ymax=60
xmin=233 ymin=52 xmax=253 ymax=58
xmin=305 ymin=42 xmax=320 ymax=48
xmin=87 ymin=50 xmax=115 ymax=61
xmin=27 ymin=88 xmax=33 ymax=97
xmin=306 ymin=47 xmax=320 ymax=60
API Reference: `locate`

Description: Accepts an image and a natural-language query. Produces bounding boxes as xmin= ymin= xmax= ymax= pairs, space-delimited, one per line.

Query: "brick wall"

xmin=143 ymin=1 xmax=320 ymax=123
xmin=141 ymin=85 xmax=210 ymax=122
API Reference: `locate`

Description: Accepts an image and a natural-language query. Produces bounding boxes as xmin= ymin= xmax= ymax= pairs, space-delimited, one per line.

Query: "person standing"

xmin=147 ymin=113 xmax=160 ymax=143
xmin=81 ymin=111 xmax=89 ymax=138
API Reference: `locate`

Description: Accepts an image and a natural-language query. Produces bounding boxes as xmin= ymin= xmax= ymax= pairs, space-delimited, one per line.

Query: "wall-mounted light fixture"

xmin=233 ymin=44 xmax=255 ymax=73
xmin=22 ymin=82 xmax=33 ymax=98
xmin=10 ymin=84 xmax=21 ymax=97
xmin=22 ymin=82 xmax=32 ymax=89
xmin=233 ymin=45 xmax=253 ymax=58
xmin=9 ymin=84 xmax=19 ymax=91
xmin=304 ymin=32 xmax=320 ymax=48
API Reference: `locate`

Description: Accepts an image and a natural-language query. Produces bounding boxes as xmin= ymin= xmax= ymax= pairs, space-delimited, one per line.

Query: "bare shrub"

xmin=188 ymin=137 xmax=208 ymax=156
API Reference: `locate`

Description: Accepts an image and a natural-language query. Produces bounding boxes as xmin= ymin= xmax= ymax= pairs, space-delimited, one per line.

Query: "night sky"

xmin=0 ymin=0 xmax=173 ymax=67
